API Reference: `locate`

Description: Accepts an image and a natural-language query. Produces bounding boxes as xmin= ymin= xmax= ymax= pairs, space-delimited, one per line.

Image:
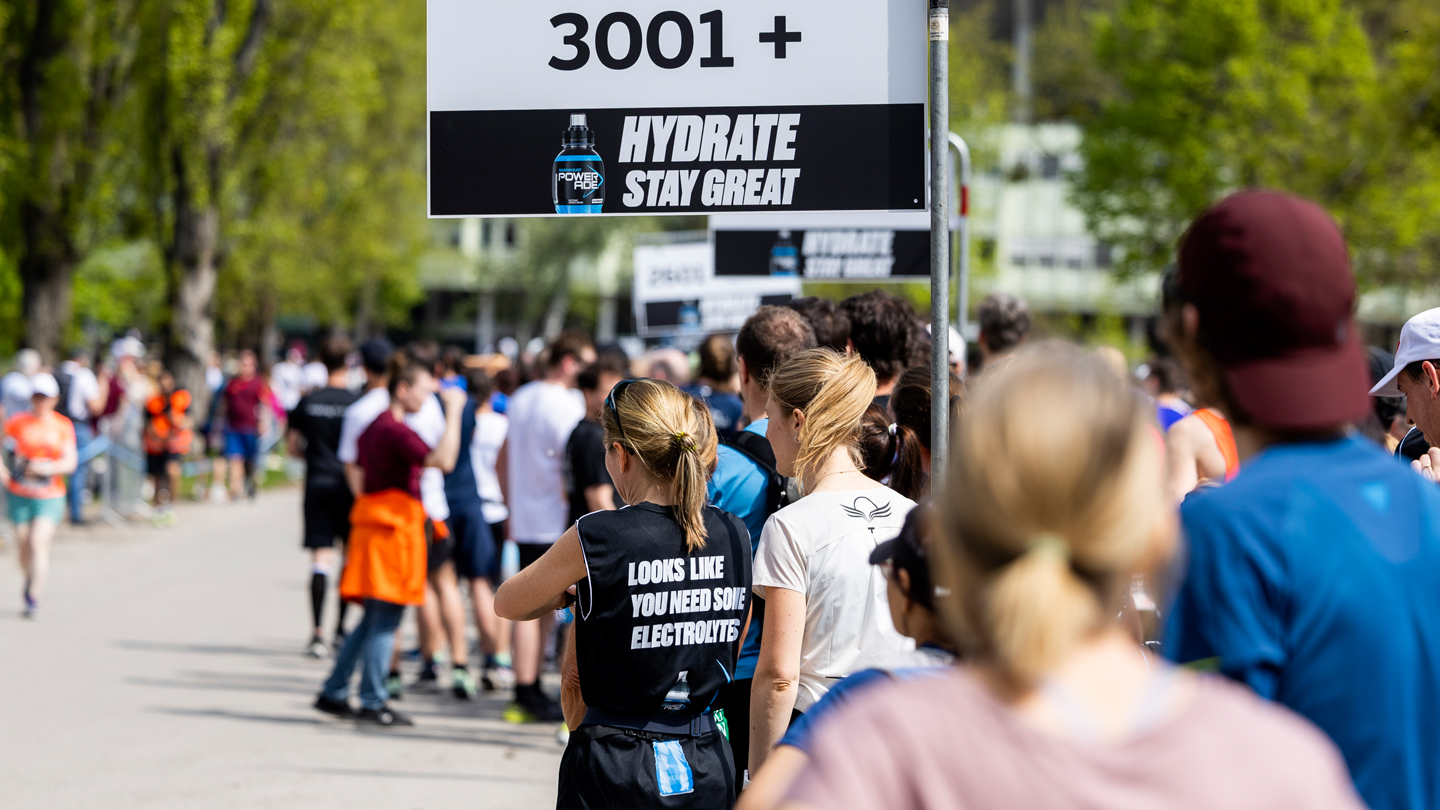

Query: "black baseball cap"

xmin=869 ymin=505 xmax=934 ymax=610
xmin=359 ymin=337 xmax=395 ymax=374
xmin=1177 ymin=190 xmax=1369 ymax=430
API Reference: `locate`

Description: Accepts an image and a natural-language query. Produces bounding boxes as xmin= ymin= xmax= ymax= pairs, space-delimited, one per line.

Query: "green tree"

xmin=0 ymin=0 xmax=142 ymax=361
xmin=1070 ymin=0 xmax=1440 ymax=279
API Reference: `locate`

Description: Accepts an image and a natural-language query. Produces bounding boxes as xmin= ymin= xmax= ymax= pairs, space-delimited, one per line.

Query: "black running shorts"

xmin=303 ymin=485 xmax=354 ymax=549
xmin=448 ymin=500 xmax=501 ymax=581
xmin=426 ymin=519 xmax=455 ymax=575
xmin=557 ymin=725 xmax=735 ymax=810
xmin=517 ymin=541 xmax=551 ymax=571
xmin=146 ymin=452 xmax=178 ymax=480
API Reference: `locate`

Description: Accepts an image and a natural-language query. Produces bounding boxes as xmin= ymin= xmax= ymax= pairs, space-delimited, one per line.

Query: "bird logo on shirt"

xmin=842 ymin=497 xmax=891 ymax=524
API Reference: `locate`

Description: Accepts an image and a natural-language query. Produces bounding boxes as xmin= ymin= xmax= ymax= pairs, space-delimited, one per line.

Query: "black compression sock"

xmin=309 ymin=573 xmax=328 ymax=633
xmin=334 ymin=599 xmax=350 ymax=637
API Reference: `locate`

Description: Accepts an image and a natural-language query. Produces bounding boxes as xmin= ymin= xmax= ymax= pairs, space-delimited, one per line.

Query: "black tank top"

xmin=574 ymin=502 xmax=752 ymax=718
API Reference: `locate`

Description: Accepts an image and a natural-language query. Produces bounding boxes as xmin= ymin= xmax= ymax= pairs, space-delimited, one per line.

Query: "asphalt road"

xmin=0 ymin=487 xmax=563 ymax=810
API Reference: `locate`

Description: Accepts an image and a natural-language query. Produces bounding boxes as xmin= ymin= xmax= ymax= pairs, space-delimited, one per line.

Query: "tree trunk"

xmin=166 ymin=148 xmax=220 ymax=415
xmin=18 ymin=203 xmax=75 ymax=365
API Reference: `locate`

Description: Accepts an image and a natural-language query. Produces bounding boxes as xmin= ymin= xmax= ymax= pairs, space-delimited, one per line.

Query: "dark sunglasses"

xmin=605 ymin=378 xmax=641 ymax=453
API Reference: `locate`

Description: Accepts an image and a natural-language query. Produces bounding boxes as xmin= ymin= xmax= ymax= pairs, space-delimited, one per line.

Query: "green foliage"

xmin=71 ymin=239 xmax=167 ymax=341
xmin=1073 ymin=0 xmax=1440 ymax=285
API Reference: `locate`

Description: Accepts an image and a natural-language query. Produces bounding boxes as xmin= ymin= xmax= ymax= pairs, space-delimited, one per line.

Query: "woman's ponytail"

xmin=601 ymin=379 xmax=718 ymax=553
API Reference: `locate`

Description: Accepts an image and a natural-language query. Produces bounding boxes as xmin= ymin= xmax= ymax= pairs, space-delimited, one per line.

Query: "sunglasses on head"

xmin=605 ymin=378 xmax=641 ymax=453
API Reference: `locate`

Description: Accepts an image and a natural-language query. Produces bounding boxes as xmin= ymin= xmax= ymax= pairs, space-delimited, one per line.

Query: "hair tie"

xmin=888 ymin=423 xmax=898 ymax=436
xmin=671 ymin=431 xmax=696 ymax=451
xmin=1027 ymin=534 xmax=1070 ymax=561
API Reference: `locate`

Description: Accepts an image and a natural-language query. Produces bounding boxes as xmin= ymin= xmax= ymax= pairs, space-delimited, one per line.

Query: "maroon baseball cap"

xmin=1177 ymin=190 xmax=1369 ymax=431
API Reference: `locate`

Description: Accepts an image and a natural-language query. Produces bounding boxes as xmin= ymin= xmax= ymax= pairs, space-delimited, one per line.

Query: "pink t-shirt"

xmin=787 ymin=668 xmax=1363 ymax=810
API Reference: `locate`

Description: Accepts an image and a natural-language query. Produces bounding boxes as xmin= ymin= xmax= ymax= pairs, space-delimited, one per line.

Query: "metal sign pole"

xmin=929 ymin=0 xmax=951 ymax=490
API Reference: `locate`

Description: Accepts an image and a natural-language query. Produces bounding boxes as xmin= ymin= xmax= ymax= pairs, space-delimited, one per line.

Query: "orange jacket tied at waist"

xmin=340 ymin=489 xmax=427 ymax=606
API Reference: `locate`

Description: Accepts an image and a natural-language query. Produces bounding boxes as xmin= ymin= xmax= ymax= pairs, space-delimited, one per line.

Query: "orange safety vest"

xmin=144 ymin=390 xmax=193 ymax=456
xmin=340 ymin=489 xmax=428 ymax=606
xmin=1194 ymin=408 xmax=1240 ymax=482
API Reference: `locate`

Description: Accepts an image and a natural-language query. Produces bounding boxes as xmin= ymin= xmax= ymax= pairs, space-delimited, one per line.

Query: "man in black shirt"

xmin=287 ymin=335 xmax=360 ymax=657
xmin=565 ymin=354 xmax=629 ymax=526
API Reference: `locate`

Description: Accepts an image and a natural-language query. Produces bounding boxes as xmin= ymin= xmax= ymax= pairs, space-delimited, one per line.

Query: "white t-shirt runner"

xmin=504 ymin=379 xmax=585 ymax=543
xmin=472 ymin=410 xmax=509 ymax=524
xmin=752 ymin=486 xmax=929 ymax=711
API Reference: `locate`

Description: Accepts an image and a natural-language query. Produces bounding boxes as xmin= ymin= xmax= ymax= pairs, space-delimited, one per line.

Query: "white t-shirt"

xmin=271 ymin=361 xmax=305 ymax=411
xmin=407 ymin=395 xmax=450 ymax=522
xmin=60 ymin=362 xmax=100 ymax=421
xmin=1 ymin=371 xmax=33 ymax=419
xmin=504 ymin=380 xmax=585 ymax=543
xmin=302 ymin=361 xmax=329 ymax=393
xmin=472 ymin=411 xmax=509 ymax=524
xmin=752 ymin=486 xmax=927 ymax=711
xmin=337 ymin=387 xmax=389 ymax=464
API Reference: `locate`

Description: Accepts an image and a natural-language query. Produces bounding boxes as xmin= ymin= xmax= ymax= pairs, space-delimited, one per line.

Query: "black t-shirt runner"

xmin=574 ymin=502 xmax=752 ymax=718
xmin=565 ymin=419 xmax=622 ymax=526
xmin=289 ymin=387 xmax=359 ymax=492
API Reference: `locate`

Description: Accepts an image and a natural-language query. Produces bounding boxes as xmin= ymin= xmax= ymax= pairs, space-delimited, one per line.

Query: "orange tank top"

xmin=1194 ymin=408 xmax=1239 ymax=482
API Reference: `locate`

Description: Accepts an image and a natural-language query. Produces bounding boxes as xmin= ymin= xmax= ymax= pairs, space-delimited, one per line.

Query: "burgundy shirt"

xmin=356 ymin=410 xmax=429 ymax=500
xmin=223 ymin=376 xmax=267 ymax=433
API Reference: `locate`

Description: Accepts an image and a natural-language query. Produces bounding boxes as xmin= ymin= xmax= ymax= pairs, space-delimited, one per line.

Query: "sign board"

xmin=710 ymin=211 xmax=931 ymax=280
xmin=633 ymin=241 xmax=800 ymax=336
xmin=428 ymin=1 xmax=925 ymax=217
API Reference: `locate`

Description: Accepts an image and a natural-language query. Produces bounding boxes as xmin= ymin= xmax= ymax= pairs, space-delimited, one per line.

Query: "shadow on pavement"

xmin=273 ymin=766 xmax=552 ymax=786
xmin=115 ymin=640 xmax=302 ymax=658
xmin=148 ymin=706 xmax=564 ymax=753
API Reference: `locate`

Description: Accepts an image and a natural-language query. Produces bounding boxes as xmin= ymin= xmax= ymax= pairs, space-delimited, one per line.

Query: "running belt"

xmin=582 ymin=707 xmax=716 ymax=737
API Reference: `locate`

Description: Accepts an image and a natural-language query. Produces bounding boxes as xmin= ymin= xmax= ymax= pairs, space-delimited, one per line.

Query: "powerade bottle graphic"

xmin=553 ymin=113 xmax=605 ymax=214
xmin=678 ymin=301 xmax=701 ymax=333
xmin=662 ymin=671 xmax=692 ymax=713
xmin=769 ymin=230 xmax=799 ymax=276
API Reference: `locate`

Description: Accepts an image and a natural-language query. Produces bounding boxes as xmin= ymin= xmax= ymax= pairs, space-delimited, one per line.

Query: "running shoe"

xmin=306 ymin=637 xmax=329 ymax=659
xmin=385 ymin=672 xmax=404 ymax=700
xmin=409 ymin=662 xmax=440 ymax=692
xmin=21 ymin=592 xmax=36 ymax=620
xmin=482 ymin=665 xmax=516 ymax=692
xmin=313 ymin=694 xmax=356 ymax=718
xmin=504 ymin=693 xmax=564 ymax=724
xmin=452 ymin=668 xmax=477 ymax=700
xmin=356 ymin=705 xmax=414 ymax=727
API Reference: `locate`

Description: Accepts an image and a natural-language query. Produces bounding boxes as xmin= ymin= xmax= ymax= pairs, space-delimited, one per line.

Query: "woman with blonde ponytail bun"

xmin=495 ymin=378 xmax=753 ymax=810
xmin=749 ymin=349 xmax=934 ymax=777
xmin=772 ymin=343 xmax=1364 ymax=810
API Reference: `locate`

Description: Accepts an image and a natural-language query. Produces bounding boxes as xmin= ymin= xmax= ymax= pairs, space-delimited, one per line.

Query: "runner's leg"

xmin=311 ymin=547 xmax=336 ymax=638
xmin=432 ymin=560 xmax=474 ymax=697
xmin=24 ymin=517 xmax=54 ymax=600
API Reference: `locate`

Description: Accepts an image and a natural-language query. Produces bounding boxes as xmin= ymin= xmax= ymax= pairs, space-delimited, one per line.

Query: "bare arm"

xmin=736 ymin=745 xmax=810 ymax=810
xmin=287 ymin=429 xmax=304 ymax=458
xmin=496 ymin=437 xmax=510 ymax=506
xmin=345 ymin=462 xmax=364 ymax=498
xmin=423 ymin=389 xmax=467 ymax=472
xmin=560 ymin=620 xmax=587 ymax=731
xmin=583 ymin=483 xmax=616 ymax=512
xmin=1166 ymin=415 xmax=1225 ymax=503
xmin=494 ymin=524 xmax=588 ymax=621
xmin=750 ymin=586 xmax=806 ymax=775
xmin=86 ymin=372 xmax=109 ymax=416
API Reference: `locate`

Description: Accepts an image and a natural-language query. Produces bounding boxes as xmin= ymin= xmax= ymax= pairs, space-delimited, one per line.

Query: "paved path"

xmin=0 ymin=488 xmax=563 ymax=809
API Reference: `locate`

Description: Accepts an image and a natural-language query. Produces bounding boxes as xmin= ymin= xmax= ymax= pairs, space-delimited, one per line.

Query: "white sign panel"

xmin=428 ymin=1 xmax=926 ymax=217
xmin=633 ymin=242 xmax=800 ymax=336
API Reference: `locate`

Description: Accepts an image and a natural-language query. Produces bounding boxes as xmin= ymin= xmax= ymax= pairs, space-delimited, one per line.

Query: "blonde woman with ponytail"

xmin=749 ymin=349 xmax=932 ymax=777
xmin=495 ymin=378 xmax=753 ymax=810
xmin=775 ymin=344 xmax=1363 ymax=810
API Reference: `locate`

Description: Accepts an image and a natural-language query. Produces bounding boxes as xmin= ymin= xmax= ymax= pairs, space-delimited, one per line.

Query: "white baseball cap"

xmin=1371 ymin=307 xmax=1440 ymax=397
xmin=30 ymin=372 xmax=59 ymax=399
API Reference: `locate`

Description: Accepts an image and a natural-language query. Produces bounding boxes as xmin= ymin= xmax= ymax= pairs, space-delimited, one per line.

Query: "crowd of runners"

xmin=11 ymin=189 xmax=1440 ymax=810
